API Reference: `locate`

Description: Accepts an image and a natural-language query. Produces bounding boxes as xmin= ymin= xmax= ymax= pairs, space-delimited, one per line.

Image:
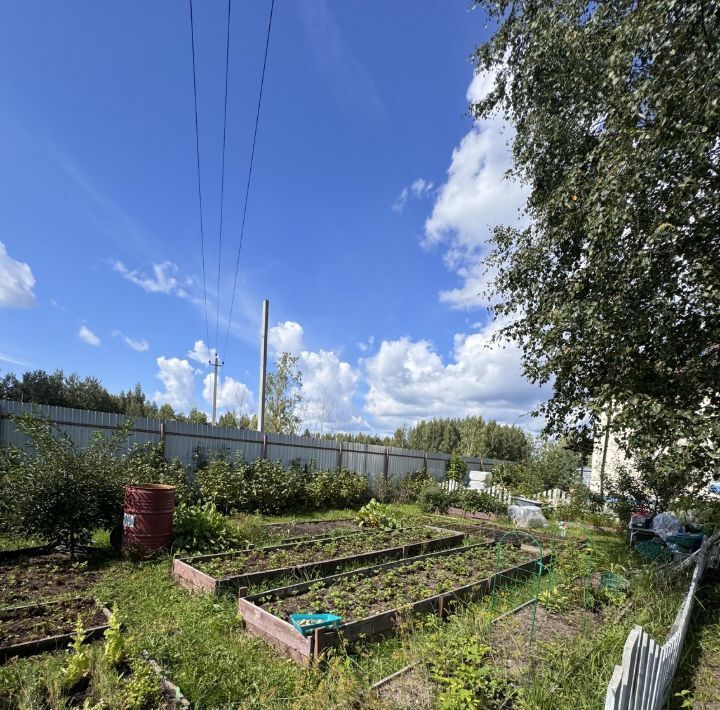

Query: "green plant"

xmin=458 ymin=489 xmax=506 ymax=515
xmin=173 ymin=503 xmax=247 ymax=553
xmin=445 ymin=454 xmax=467 ymax=485
xmin=123 ymin=655 xmax=161 ymax=710
xmin=354 ymin=499 xmax=400 ymax=530
xmin=62 ymin=616 xmax=91 ymax=688
xmin=538 ymin=585 xmax=574 ymax=613
xmin=9 ymin=412 xmax=133 ymax=549
xmin=428 ymin=636 xmax=510 ymax=709
xmin=417 ymin=484 xmax=455 ymax=514
xmin=103 ymin=606 xmax=124 ymax=667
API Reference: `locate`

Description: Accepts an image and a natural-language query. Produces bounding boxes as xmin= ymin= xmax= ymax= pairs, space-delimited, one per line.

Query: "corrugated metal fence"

xmin=0 ymin=400 xmax=513 ymax=481
xmin=604 ymin=530 xmax=720 ymax=710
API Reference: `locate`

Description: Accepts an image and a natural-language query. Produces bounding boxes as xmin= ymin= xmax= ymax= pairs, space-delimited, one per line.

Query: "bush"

xmin=196 ymin=455 xmax=368 ymax=515
xmin=8 ymin=413 xmax=133 ymax=549
xmin=173 ymin=503 xmax=247 ymax=553
xmin=445 ymin=454 xmax=467 ymax=484
xmin=122 ymin=443 xmax=195 ymax=506
xmin=459 ymin=489 xmax=506 ymax=515
xmin=196 ymin=454 xmax=249 ymax=514
xmin=355 ymin=499 xmax=400 ymax=530
xmin=400 ymin=469 xmax=434 ymax=501
xmin=417 ymin=484 xmax=455 ymax=513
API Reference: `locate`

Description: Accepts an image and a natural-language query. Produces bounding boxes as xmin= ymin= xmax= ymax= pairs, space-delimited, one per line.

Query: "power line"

xmin=221 ymin=0 xmax=276 ymax=364
xmin=188 ymin=0 xmax=212 ymax=362
xmin=215 ymin=0 xmax=232 ymax=359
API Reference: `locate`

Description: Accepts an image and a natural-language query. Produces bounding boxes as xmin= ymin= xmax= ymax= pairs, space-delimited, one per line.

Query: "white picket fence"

xmin=441 ymin=480 xmax=571 ymax=508
xmin=604 ymin=530 xmax=720 ymax=710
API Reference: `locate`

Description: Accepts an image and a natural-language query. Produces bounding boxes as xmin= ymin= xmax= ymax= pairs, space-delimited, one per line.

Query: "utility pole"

xmin=257 ymin=299 xmax=269 ymax=432
xmin=210 ymin=352 xmax=221 ymax=425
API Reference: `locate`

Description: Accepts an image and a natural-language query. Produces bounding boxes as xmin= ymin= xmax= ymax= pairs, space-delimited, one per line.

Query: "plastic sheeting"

xmin=652 ymin=511 xmax=683 ymax=540
xmin=508 ymin=505 xmax=548 ymax=528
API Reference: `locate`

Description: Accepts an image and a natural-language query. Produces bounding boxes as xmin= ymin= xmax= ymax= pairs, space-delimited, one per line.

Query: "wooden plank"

xmin=190 ymin=529 xmax=466 ymax=595
xmin=618 ymin=626 xmax=643 ymax=710
xmin=171 ymin=558 xmax=217 ymax=593
xmin=630 ymin=631 xmax=650 ymax=710
xmin=0 ymin=601 xmax=111 ymax=662
xmin=241 ymin=550 xmax=551 ymax=664
xmin=238 ymin=598 xmax=312 ymax=666
xmin=245 ymin=541 xmax=494 ymax=603
xmin=605 ymin=665 xmax=624 ymax=710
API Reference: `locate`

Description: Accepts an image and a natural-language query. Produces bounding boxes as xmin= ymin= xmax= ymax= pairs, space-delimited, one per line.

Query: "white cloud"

xmin=268 ymin=321 xmax=304 ymax=355
xmin=298 ymin=349 xmax=361 ymax=433
xmin=78 ymin=325 xmax=101 ymax=346
xmin=187 ymin=340 xmax=216 ymax=366
xmin=363 ymin=320 xmax=546 ymax=431
xmin=357 ymin=335 xmax=375 ymax=352
xmin=112 ymin=330 xmax=149 ymax=352
xmin=0 ymin=242 xmax=36 ymax=308
xmin=202 ymin=373 xmax=254 ymax=413
xmin=393 ymin=178 xmax=435 ymax=213
xmin=153 ymin=356 xmax=195 ymax=412
xmin=113 ymin=260 xmax=189 ymax=297
xmin=423 ymin=70 xmax=528 ymax=309
xmin=123 ymin=336 xmax=149 ymax=352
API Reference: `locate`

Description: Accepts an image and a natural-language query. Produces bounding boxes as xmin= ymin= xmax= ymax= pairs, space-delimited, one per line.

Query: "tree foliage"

xmin=264 ymin=353 xmax=303 ymax=435
xmin=474 ymin=0 xmax=720 ymax=501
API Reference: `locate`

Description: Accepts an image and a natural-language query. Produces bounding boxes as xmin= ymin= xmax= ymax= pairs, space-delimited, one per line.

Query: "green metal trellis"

xmin=490 ymin=531 xmax=544 ymax=644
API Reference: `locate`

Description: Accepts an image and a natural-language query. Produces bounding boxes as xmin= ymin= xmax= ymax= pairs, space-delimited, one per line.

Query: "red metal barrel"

xmin=122 ymin=484 xmax=175 ymax=558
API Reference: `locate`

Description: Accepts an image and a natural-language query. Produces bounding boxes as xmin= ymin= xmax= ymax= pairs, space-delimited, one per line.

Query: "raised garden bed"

xmin=0 ymin=597 xmax=110 ymax=661
xmin=446 ymin=506 xmax=499 ymax=522
xmin=0 ymin=548 xmax=111 ymax=608
xmin=239 ymin=542 xmax=550 ymax=666
xmin=173 ymin=525 xmax=464 ymax=595
xmin=263 ymin=518 xmax=360 ymax=542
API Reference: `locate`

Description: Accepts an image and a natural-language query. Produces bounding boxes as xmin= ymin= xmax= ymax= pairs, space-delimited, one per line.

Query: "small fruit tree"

xmin=6 ymin=412 xmax=132 ymax=550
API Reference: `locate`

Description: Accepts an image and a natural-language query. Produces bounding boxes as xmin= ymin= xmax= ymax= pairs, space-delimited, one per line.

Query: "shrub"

xmin=9 ymin=413 xmax=133 ymax=549
xmin=173 ymin=503 xmax=247 ymax=553
xmin=247 ymin=457 xmax=303 ymax=514
xmin=445 ymin=454 xmax=467 ymax=484
xmin=417 ymin=484 xmax=456 ymax=513
xmin=355 ymin=499 xmax=400 ymax=530
xmin=459 ymin=489 xmax=506 ymax=515
xmin=196 ymin=454 xmax=248 ymax=514
xmin=122 ymin=443 xmax=195 ymax=506
xmin=400 ymin=469 xmax=434 ymax=501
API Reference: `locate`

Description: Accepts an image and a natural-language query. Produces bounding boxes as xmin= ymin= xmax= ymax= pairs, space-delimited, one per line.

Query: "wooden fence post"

xmin=383 ymin=448 xmax=389 ymax=483
xmin=262 ymin=433 xmax=268 ymax=460
xmin=338 ymin=442 xmax=343 ymax=471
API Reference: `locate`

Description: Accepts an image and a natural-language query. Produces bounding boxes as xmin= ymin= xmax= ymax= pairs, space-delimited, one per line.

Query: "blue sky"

xmin=0 ymin=0 xmax=545 ymax=434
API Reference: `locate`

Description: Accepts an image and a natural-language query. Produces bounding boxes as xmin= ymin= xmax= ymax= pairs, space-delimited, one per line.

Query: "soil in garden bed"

xmin=196 ymin=527 xmax=448 ymax=578
xmin=264 ymin=519 xmax=360 ymax=541
xmin=488 ymin=602 xmax=603 ymax=679
xmin=0 ymin=551 xmax=111 ymax=608
xmin=256 ymin=545 xmax=535 ymax=624
xmin=0 ymin=598 xmax=107 ymax=648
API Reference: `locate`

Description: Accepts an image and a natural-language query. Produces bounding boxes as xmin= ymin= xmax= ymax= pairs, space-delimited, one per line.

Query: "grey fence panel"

xmin=0 ymin=400 xmax=518 ymax=479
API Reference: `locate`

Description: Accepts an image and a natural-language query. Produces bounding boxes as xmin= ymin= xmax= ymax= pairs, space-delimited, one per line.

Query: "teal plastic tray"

xmin=290 ymin=613 xmax=342 ymax=636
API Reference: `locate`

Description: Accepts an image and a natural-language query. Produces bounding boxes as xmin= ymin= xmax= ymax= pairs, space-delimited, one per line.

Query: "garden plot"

xmin=0 ymin=597 xmax=109 ymax=661
xmin=239 ymin=542 xmax=549 ymax=665
xmin=263 ymin=518 xmax=359 ymax=542
xmin=0 ymin=549 xmax=109 ymax=608
xmin=488 ymin=601 xmax=603 ymax=679
xmin=173 ymin=526 xmax=464 ymax=595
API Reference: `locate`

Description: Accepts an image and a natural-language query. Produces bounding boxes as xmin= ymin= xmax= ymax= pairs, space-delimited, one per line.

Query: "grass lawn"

xmin=0 ymin=506 xmax=709 ymax=709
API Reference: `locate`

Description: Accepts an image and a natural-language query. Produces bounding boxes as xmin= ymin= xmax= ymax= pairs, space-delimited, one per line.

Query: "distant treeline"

xmin=0 ymin=369 xmax=249 ymax=426
xmin=0 ymin=370 xmax=529 ymax=461
xmin=304 ymin=416 xmax=531 ymax=462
